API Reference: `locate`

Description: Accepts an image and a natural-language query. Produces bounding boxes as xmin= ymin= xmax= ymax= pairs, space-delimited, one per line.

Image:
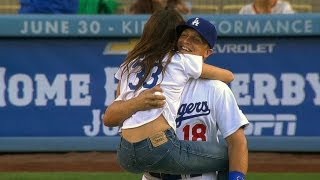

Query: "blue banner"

xmin=0 ymin=14 xmax=320 ymax=37
xmin=0 ymin=38 xmax=122 ymax=137
xmin=213 ymin=37 xmax=320 ymax=137
xmin=0 ymin=37 xmax=319 ymax=139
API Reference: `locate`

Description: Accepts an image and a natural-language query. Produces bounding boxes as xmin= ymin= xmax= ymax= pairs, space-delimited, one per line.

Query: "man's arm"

xmin=103 ymin=85 xmax=166 ymax=127
xmin=225 ymin=127 xmax=248 ymax=178
xmin=212 ymin=80 xmax=249 ymax=179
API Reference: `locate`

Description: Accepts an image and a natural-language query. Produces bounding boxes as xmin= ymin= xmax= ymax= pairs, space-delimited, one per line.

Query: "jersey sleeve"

xmin=114 ymin=66 xmax=122 ymax=80
xmin=114 ymin=65 xmax=126 ymax=102
xmin=181 ymin=54 xmax=203 ymax=79
xmin=214 ymin=82 xmax=249 ymax=138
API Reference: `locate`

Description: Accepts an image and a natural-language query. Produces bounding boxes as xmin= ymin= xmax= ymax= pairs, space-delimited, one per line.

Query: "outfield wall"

xmin=0 ymin=14 xmax=320 ymax=152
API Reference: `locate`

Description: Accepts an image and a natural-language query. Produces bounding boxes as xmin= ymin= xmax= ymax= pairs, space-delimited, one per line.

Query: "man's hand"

xmin=104 ymin=85 xmax=166 ymax=127
xmin=135 ymin=85 xmax=166 ymax=111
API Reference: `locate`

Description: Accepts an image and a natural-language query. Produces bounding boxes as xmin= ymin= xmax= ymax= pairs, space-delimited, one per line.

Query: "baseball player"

xmin=145 ymin=19 xmax=249 ymax=179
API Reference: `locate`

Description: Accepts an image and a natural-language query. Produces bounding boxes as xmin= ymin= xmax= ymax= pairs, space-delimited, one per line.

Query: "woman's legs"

xmin=117 ymin=128 xmax=228 ymax=174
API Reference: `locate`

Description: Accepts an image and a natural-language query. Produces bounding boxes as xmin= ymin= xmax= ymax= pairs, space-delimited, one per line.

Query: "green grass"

xmin=247 ymin=173 xmax=320 ymax=180
xmin=0 ymin=172 xmax=320 ymax=180
xmin=0 ymin=172 xmax=140 ymax=180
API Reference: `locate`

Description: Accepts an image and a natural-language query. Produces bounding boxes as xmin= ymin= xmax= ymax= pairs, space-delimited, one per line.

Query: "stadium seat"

xmin=0 ymin=4 xmax=20 ymax=13
xmin=222 ymin=4 xmax=244 ymax=14
xmin=192 ymin=5 xmax=219 ymax=14
xmin=292 ymin=4 xmax=312 ymax=12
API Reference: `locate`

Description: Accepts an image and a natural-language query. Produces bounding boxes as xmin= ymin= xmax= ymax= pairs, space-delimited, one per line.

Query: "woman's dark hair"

xmin=121 ymin=9 xmax=185 ymax=91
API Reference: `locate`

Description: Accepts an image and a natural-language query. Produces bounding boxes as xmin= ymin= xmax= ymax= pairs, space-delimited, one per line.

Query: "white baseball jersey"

xmin=142 ymin=78 xmax=249 ymax=180
xmin=239 ymin=0 xmax=294 ymax=14
xmin=115 ymin=53 xmax=203 ymax=131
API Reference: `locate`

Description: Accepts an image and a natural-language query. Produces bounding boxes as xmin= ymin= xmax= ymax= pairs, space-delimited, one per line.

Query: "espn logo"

xmin=245 ymin=114 xmax=297 ymax=136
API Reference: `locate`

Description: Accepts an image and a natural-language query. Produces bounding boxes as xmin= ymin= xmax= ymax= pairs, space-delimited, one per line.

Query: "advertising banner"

xmin=0 ymin=14 xmax=320 ymax=37
xmin=1 ymin=37 xmax=319 ymax=140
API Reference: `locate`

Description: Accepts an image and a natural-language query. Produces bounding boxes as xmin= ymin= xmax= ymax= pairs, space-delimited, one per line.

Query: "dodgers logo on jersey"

xmin=176 ymin=101 xmax=210 ymax=128
xmin=191 ymin=18 xmax=200 ymax=26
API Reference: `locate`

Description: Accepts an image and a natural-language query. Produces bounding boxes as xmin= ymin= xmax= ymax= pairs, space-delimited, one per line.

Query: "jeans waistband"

xmin=149 ymin=172 xmax=202 ymax=179
xmin=120 ymin=128 xmax=176 ymax=149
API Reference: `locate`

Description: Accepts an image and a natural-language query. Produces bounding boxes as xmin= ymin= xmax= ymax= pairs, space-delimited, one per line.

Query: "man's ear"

xmin=204 ymin=49 xmax=214 ymax=59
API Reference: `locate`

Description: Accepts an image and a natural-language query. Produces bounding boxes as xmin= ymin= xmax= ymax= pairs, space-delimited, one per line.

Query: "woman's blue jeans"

xmin=117 ymin=128 xmax=228 ymax=174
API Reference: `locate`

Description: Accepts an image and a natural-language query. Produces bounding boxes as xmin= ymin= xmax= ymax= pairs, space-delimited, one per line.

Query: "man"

xmin=141 ymin=17 xmax=248 ymax=180
xmin=239 ymin=0 xmax=294 ymax=14
xmin=105 ymin=17 xmax=249 ymax=180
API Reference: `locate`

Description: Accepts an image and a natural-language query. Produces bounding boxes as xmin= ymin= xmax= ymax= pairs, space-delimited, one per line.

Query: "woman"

xmin=104 ymin=9 xmax=233 ymax=174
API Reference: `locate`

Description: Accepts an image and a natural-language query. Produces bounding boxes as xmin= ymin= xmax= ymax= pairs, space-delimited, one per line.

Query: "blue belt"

xmin=149 ymin=172 xmax=202 ymax=180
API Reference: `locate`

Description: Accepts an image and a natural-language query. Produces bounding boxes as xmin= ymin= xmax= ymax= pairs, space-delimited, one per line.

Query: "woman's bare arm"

xmin=201 ymin=63 xmax=235 ymax=83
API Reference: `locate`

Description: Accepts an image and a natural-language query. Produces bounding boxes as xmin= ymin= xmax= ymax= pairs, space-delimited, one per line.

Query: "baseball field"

xmin=1 ymin=152 xmax=320 ymax=179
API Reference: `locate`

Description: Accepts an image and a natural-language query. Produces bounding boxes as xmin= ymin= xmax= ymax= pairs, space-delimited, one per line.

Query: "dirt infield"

xmin=0 ymin=152 xmax=320 ymax=172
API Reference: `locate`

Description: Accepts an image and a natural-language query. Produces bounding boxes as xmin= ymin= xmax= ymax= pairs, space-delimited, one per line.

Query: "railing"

xmin=1 ymin=0 xmax=320 ymax=14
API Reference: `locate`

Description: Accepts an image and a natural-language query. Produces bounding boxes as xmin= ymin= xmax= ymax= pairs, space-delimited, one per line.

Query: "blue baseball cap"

xmin=176 ymin=17 xmax=217 ymax=48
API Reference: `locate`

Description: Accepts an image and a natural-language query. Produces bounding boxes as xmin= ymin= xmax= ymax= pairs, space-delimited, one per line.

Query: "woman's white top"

xmin=115 ymin=53 xmax=203 ymax=131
